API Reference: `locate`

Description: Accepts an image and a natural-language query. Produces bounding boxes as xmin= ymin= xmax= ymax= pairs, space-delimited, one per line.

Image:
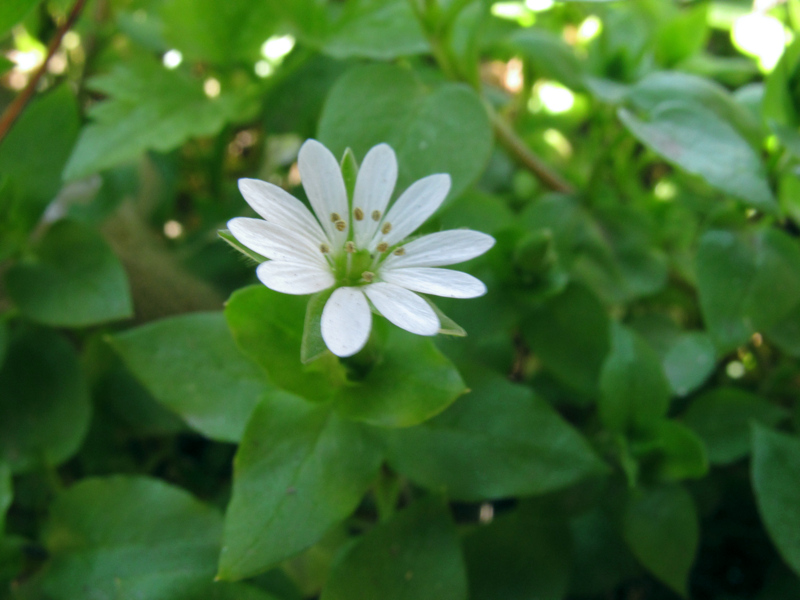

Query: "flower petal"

xmin=380 ymin=267 xmax=486 ymax=298
xmin=298 ymin=139 xmax=349 ymax=250
xmin=256 ymin=261 xmax=335 ymax=295
xmin=383 ymin=229 xmax=495 ymax=269
xmin=353 ymin=144 xmax=397 ymax=248
xmin=371 ymin=173 xmax=451 ymax=249
xmin=364 ymin=282 xmax=439 ymax=336
xmin=228 ymin=217 xmax=328 ymax=268
xmin=238 ymin=178 xmax=327 ymax=244
xmin=321 ymin=287 xmax=372 ymax=357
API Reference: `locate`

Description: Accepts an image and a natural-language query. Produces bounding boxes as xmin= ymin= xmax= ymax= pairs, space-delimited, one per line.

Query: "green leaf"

xmin=696 ymin=230 xmax=756 ymax=351
xmin=225 ymin=286 xmax=347 ymax=402
xmin=0 ymin=85 xmax=79 ymax=213
xmin=40 ymin=476 xmax=279 ymax=600
xmin=619 ymin=103 xmax=776 ymax=213
xmin=752 ymin=426 xmax=800 ymax=579
xmin=0 ymin=462 xmax=10 ymax=532
xmin=662 ymin=332 xmax=716 ymax=397
xmin=654 ymin=4 xmax=708 ymax=68
xmin=623 ymin=484 xmax=699 ymax=597
xmin=160 ymin=0 xmax=278 ymax=64
xmin=626 ymin=71 xmax=762 ymax=147
xmin=463 ymin=502 xmax=571 ymax=600
xmin=219 ymin=393 xmax=382 ymax=580
xmin=6 ymin=219 xmax=132 ymax=327
xmin=683 ymin=388 xmax=788 ymax=465
xmin=110 ymin=312 xmax=271 ymax=443
xmin=318 ymin=63 xmax=493 ymax=199
xmin=64 ymin=55 xmax=257 ymax=180
xmin=0 ymin=319 xmax=7 ymax=369
xmin=569 ymin=507 xmax=640 ymax=596
xmin=508 ymin=28 xmax=584 ymax=90
xmin=598 ymin=323 xmax=671 ymax=434
xmin=334 ymin=328 xmax=467 ymax=428
xmin=0 ymin=0 xmax=40 ymax=37
xmin=637 ymin=420 xmax=708 ymax=482
xmin=521 ymin=283 xmax=610 ymax=397
xmin=0 ymin=328 xmax=91 ymax=473
xmin=521 ymin=199 xmax=667 ymax=303
xmin=696 ymin=229 xmax=800 ymax=352
xmin=321 ymin=499 xmax=467 ymax=600
xmin=322 ymin=0 xmax=429 ymax=60
xmin=383 ymin=370 xmax=606 ymax=501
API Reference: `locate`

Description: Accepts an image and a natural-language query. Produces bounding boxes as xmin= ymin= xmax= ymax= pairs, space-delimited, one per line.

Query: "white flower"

xmin=228 ymin=139 xmax=495 ymax=357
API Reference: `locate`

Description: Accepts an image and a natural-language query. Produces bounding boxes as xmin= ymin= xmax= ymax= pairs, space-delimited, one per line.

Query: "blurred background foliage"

xmin=1 ymin=0 xmax=800 ymax=598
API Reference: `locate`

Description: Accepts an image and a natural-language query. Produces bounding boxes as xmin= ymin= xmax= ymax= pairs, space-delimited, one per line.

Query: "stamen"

xmin=354 ymin=208 xmax=364 ymax=221
xmin=362 ymin=271 xmax=375 ymax=282
xmin=331 ymin=212 xmax=341 ymax=222
xmin=335 ymin=219 xmax=347 ymax=232
xmin=320 ymin=243 xmax=330 ymax=253
xmin=393 ymin=247 xmax=405 ymax=256
xmin=371 ymin=210 xmax=381 ymax=221
xmin=345 ymin=241 xmax=356 ymax=253
xmin=376 ymin=242 xmax=389 ymax=252
xmin=381 ymin=222 xmax=392 ymax=234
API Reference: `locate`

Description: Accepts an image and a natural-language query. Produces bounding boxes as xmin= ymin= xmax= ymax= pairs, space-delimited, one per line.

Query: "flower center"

xmin=332 ymin=247 xmax=375 ymax=286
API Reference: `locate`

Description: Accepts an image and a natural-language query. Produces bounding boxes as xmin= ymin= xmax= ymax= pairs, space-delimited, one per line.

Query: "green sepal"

xmin=218 ymin=229 xmax=267 ymax=264
xmin=301 ymin=288 xmax=335 ymax=364
xmin=340 ymin=148 xmax=359 ymax=202
xmin=423 ymin=297 xmax=467 ymax=337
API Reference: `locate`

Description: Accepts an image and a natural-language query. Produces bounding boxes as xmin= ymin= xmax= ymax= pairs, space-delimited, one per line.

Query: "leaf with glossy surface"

xmin=160 ymin=0 xmax=278 ymax=64
xmin=599 ymin=323 xmax=671 ymax=434
xmin=6 ymin=219 xmax=132 ymax=327
xmin=321 ymin=499 xmax=467 ymax=600
xmin=322 ymin=0 xmax=428 ymax=60
xmin=521 ymin=283 xmax=610 ymax=397
xmin=383 ymin=370 xmax=606 ymax=500
xmin=684 ymin=388 xmax=788 ymax=464
xmin=662 ymin=332 xmax=716 ymax=397
xmin=225 ymin=286 xmax=346 ymax=402
xmin=334 ymin=328 xmax=466 ymax=427
xmin=219 ymin=393 xmax=382 ymax=580
xmin=0 ymin=328 xmax=91 ymax=473
xmin=64 ymin=55 xmax=257 ymax=180
xmin=751 ymin=425 xmax=800 ymax=578
xmin=41 ymin=476 xmax=280 ymax=600
xmin=318 ymin=64 xmax=492 ymax=199
xmin=619 ymin=103 xmax=776 ymax=213
xmin=623 ymin=484 xmax=699 ymax=597
xmin=110 ymin=312 xmax=271 ymax=442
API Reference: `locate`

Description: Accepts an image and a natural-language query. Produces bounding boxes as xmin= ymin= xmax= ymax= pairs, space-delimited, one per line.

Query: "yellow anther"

xmin=354 ymin=208 xmax=364 ymax=221
xmin=331 ymin=212 xmax=341 ymax=222
xmin=377 ymin=242 xmax=389 ymax=252
xmin=345 ymin=241 xmax=356 ymax=253
xmin=371 ymin=210 xmax=381 ymax=221
xmin=393 ymin=247 xmax=406 ymax=256
xmin=335 ymin=220 xmax=347 ymax=232
xmin=362 ymin=271 xmax=375 ymax=282
xmin=381 ymin=222 xmax=392 ymax=234
xmin=320 ymin=243 xmax=330 ymax=253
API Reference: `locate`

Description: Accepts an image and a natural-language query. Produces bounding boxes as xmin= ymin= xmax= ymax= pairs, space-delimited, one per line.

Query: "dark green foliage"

xmin=1 ymin=0 xmax=799 ymax=598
